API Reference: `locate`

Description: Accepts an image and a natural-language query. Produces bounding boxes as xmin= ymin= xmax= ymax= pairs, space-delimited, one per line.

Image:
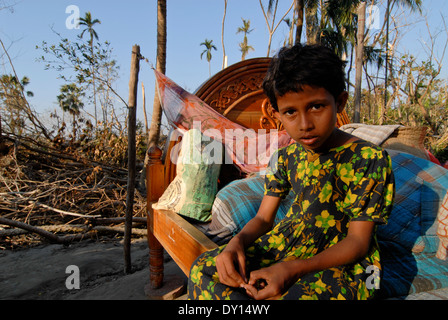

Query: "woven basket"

xmin=381 ymin=126 xmax=429 ymax=160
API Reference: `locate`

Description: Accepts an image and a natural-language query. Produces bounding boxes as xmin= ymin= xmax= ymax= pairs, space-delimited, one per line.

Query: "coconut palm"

xmin=79 ymin=12 xmax=101 ymax=45
xmin=79 ymin=12 xmax=101 ymax=126
xmin=237 ymin=18 xmax=255 ymax=60
xmin=200 ymin=39 xmax=217 ymax=76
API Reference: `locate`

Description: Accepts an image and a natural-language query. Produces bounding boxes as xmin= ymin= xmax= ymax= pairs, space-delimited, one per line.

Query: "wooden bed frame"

xmin=146 ymin=58 xmax=351 ymax=289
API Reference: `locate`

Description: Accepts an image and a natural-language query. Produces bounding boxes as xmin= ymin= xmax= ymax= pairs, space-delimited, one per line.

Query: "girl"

xmin=188 ymin=44 xmax=395 ymax=300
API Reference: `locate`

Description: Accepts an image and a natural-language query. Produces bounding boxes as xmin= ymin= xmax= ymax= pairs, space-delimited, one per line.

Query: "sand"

xmin=0 ymin=238 xmax=187 ymax=300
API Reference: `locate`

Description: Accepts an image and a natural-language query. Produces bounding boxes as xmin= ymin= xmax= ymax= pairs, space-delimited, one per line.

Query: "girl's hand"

xmin=216 ymin=237 xmax=248 ymax=288
xmin=243 ymin=261 xmax=299 ymax=300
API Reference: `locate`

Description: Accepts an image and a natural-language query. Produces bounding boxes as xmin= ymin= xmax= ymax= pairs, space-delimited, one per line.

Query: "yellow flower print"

xmin=322 ymin=159 xmax=332 ymax=170
xmin=302 ymin=200 xmax=311 ymax=212
xmin=300 ymin=294 xmax=318 ymax=300
xmin=336 ymin=162 xmax=354 ymax=185
xmin=361 ymin=147 xmax=383 ymax=160
xmin=287 ymin=143 xmax=298 ymax=156
xmin=309 ymin=158 xmax=322 ymax=177
xmin=335 ymin=200 xmax=345 ymax=212
xmin=311 ymin=279 xmax=327 ymax=294
xmin=330 ymin=293 xmax=346 ymax=300
xmin=268 ymin=234 xmax=285 ymax=251
xmin=190 ymin=264 xmax=203 ymax=285
xmin=343 ymin=189 xmax=358 ymax=207
xmin=198 ymin=290 xmax=212 ymax=300
xmin=318 ymin=181 xmax=333 ymax=203
xmin=384 ymin=183 xmax=394 ymax=207
xmin=360 ymin=147 xmax=376 ymax=160
xmin=212 ymin=271 xmax=220 ymax=283
xmin=205 ymin=256 xmax=215 ymax=267
xmin=315 ymin=210 xmax=336 ymax=230
xmin=296 ymin=161 xmax=307 ymax=180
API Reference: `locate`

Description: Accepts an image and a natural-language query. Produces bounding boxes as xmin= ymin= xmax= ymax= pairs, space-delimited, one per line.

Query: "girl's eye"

xmin=283 ymin=109 xmax=296 ymax=116
xmin=310 ymin=104 xmax=325 ymax=110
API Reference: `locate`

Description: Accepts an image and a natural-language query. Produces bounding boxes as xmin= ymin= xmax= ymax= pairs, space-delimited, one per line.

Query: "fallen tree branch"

xmin=0 ymin=217 xmax=147 ymax=242
xmin=0 ymin=217 xmax=79 ymax=244
xmin=92 ymin=217 xmax=147 ymax=225
xmin=29 ymin=201 xmax=102 ymax=219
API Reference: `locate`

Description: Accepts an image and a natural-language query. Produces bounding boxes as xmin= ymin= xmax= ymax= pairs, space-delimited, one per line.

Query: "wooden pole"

xmin=124 ymin=44 xmax=141 ymax=274
xmin=353 ymin=1 xmax=366 ymax=123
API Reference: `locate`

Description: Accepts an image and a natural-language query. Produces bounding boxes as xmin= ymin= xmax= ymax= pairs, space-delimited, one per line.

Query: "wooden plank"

xmin=151 ymin=209 xmax=218 ymax=276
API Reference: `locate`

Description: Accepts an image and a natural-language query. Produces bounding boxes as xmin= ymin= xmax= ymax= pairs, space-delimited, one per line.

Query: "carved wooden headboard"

xmin=195 ymin=58 xmax=278 ymax=131
xmin=195 ymin=57 xmax=349 ymax=131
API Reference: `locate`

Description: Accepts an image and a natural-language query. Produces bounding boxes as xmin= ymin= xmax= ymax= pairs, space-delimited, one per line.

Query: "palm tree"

xmin=79 ymin=12 xmax=101 ymax=126
xmin=57 ymin=83 xmax=84 ymax=140
xmin=237 ymin=18 xmax=255 ymax=60
xmin=200 ymin=39 xmax=217 ymax=76
xmin=79 ymin=12 xmax=100 ymax=45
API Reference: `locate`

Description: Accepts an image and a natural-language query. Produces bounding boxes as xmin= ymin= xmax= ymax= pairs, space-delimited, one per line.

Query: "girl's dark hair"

xmin=263 ymin=44 xmax=347 ymax=111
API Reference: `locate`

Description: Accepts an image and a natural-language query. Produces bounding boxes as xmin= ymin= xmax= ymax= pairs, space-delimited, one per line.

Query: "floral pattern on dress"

xmin=188 ymin=140 xmax=395 ymax=300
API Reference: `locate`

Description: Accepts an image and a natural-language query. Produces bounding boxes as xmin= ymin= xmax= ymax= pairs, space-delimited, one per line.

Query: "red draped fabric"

xmin=154 ymin=70 xmax=292 ymax=173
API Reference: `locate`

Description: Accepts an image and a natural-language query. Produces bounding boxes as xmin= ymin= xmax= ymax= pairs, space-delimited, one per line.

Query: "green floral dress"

xmin=188 ymin=140 xmax=395 ymax=300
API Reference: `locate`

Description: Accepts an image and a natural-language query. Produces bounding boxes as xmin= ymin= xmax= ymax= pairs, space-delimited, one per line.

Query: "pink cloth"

xmin=154 ymin=70 xmax=292 ymax=173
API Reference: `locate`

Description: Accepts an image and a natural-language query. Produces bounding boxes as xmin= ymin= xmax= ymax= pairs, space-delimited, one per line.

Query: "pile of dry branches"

xmin=0 ymin=134 xmax=147 ymax=250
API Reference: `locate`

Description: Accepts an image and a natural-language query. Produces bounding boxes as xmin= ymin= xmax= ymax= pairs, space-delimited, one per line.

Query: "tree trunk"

xmin=142 ymin=82 xmax=149 ymax=139
xmin=353 ymin=1 xmax=366 ymax=123
xmin=147 ymin=0 xmax=167 ymax=151
xmin=221 ymin=0 xmax=228 ymax=69
xmin=124 ymin=44 xmax=141 ymax=274
xmin=305 ymin=1 xmax=320 ymax=44
xmin=295 ymin=0 xmax=304 ymax=44
xmin=90 ymin=42 xmax=98 ymax=127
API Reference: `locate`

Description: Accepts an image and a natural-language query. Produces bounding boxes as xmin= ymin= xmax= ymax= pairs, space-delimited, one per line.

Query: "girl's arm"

xmin=244 ymin=220 xmax=375 ymax=300
xmin=215 ymin=195 xmax=282 ymax=288
xmin=233 ymin=195 xmax=282 ymax=247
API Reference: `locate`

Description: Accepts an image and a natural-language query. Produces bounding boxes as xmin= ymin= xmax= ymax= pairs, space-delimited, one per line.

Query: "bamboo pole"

xmin=124 ymin=45 xmax=141 ymax=274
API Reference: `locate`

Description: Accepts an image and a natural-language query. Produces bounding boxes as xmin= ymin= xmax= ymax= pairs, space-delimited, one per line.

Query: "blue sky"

xmin=1 ymin=0 xmax=447 ymax=125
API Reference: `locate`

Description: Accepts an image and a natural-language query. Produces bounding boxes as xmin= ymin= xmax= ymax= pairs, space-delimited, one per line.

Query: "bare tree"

xmin=221 ymin=0 xmax=228 ymax=69
xmin=259 ymin=0 xmax=295 ymax=56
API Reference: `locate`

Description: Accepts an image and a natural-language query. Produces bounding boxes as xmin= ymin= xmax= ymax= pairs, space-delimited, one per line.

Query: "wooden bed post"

xmin=146 ymin=146 xmax=165 ymax=289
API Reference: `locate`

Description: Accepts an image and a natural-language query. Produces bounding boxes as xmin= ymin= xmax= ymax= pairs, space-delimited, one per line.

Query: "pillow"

xmin=152 ymin=129 xmax=221 ymax=222
xmin=377 ymin=150 xmax=448 ymax=256
xmin=376 ymin=150 xmax=422 ymax=250
xmin=436 ymin=191 xmax=448 ymax=260
xmin=205 ymin=175 xmax=295 ymax=244
xmin=418 ymin=170 xmax=448 ymax=254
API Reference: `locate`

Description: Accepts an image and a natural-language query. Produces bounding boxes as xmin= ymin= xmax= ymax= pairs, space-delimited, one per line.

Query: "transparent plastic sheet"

xmin=154 ymin=69 xmax=292 ymax=173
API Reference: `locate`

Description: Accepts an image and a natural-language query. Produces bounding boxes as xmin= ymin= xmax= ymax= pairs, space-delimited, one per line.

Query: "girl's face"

xmin=274 ymin=86 xmax=348 ymax=152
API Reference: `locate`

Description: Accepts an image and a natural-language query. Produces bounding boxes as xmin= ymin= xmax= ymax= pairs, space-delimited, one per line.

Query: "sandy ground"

xmin=0 ymin=237 xmax=187 ymax=300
